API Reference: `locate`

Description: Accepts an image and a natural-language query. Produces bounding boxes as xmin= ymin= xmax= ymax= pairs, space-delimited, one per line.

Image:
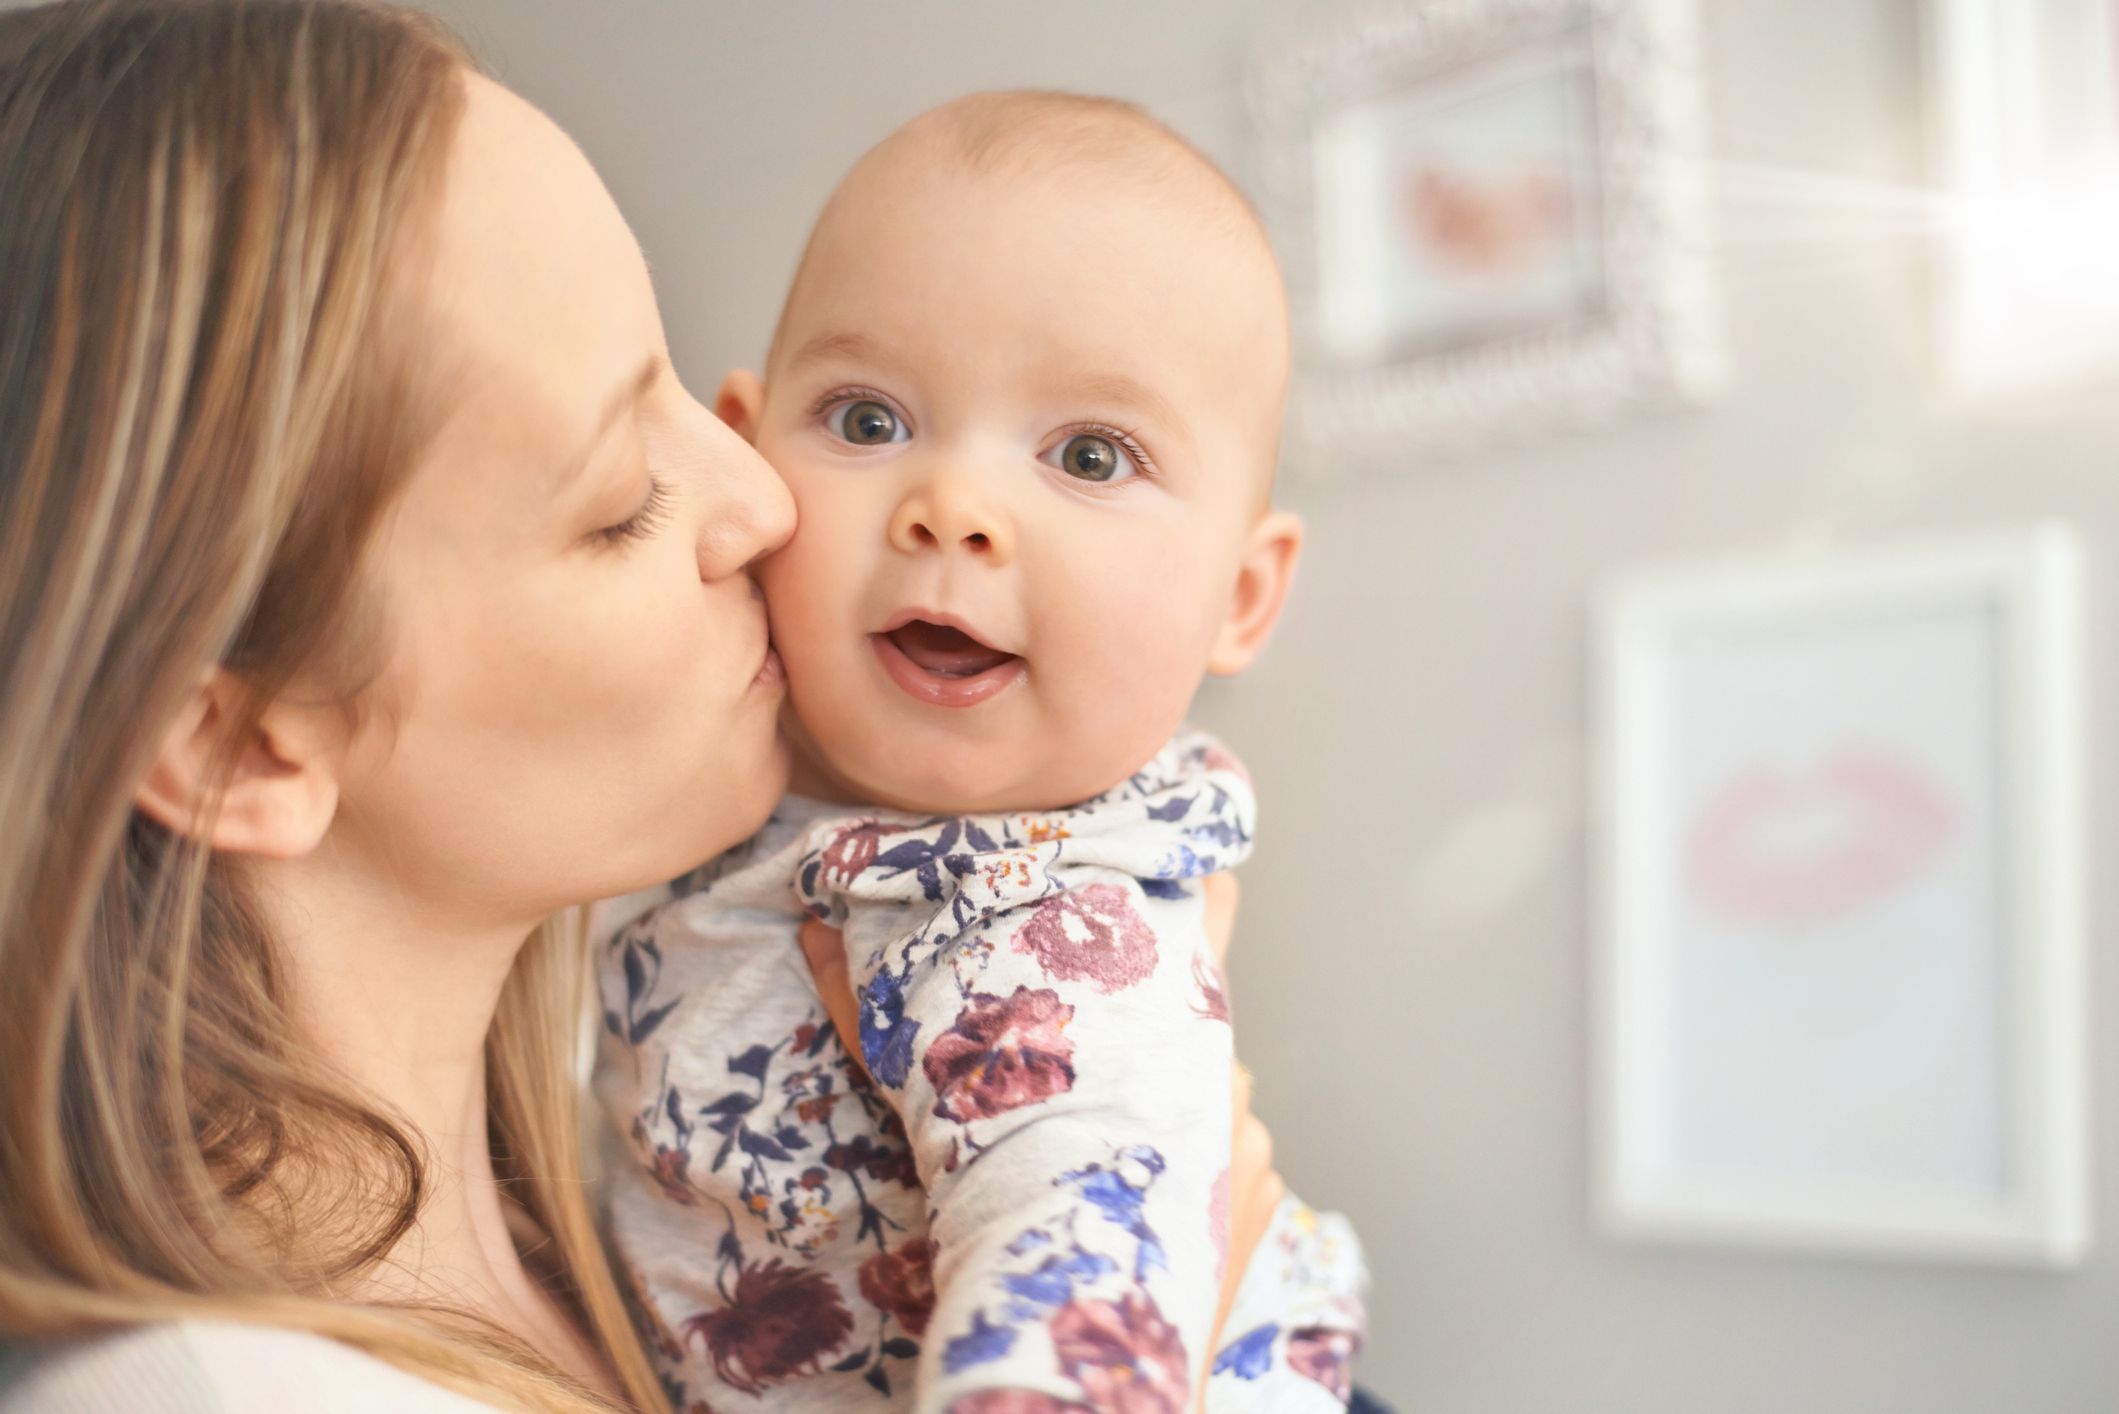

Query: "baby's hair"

xmin=912 ymin=90 xmax=1270 ymax=244
xmin=766 ymin=90 xmax=1283 ymax=374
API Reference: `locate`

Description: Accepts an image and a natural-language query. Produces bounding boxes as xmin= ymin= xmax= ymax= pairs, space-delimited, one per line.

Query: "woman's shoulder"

xmin=0 ymin=1321 xmax=501 ymax=1413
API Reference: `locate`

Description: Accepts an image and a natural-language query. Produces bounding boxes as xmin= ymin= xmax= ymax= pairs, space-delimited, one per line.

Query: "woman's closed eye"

xmin=592 ymin=474 xmax=674 ymax=548
xmin=1039 ymin=425 xmax=1152 ymax=486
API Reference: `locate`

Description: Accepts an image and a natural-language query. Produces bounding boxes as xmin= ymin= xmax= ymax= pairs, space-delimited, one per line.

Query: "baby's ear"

xmin=1207 ymin=510 xmax=1304 ymax=677
xmin=714 ymin=368 xmax=766 ymax=444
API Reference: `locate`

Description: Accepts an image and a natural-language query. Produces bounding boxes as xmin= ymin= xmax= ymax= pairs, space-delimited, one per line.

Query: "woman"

xmin=0 ymin=3 xmax=1278 ymax=1410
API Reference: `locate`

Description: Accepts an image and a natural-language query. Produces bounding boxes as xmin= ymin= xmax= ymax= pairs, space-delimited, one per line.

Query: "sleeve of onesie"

xmin=795 ymin=742 xmax=1251 ymax=1414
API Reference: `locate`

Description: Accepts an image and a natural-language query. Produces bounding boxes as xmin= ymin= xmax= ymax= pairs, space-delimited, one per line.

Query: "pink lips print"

xmin=1686 ymin=748 xmax=1961 ymax=927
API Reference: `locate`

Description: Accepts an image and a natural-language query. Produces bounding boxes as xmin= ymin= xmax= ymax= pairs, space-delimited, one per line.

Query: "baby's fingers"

xmin=797 ymin=917 xmax=872 ymax=1084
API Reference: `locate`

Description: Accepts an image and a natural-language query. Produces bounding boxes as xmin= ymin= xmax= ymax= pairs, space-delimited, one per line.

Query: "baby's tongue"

xmin=889 ymin=620 xmax=1014 ymax=678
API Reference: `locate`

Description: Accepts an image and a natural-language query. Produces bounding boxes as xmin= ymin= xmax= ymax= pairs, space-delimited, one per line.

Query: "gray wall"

xmin=42 ymin=0 xmax=2110 ymax=1407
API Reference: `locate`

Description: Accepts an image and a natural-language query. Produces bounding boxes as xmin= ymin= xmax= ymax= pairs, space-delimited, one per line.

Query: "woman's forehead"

xmin=419 ymin=77 xmax=661 ymax=463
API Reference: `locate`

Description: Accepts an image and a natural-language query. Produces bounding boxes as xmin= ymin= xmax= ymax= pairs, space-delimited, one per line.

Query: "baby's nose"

xmin=888 ymin=489 xmax=1015 ymax=565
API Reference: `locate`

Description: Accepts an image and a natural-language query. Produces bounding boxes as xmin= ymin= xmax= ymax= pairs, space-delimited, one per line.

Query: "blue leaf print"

xmin=1146 ymin=793 xmax=1195 ymax=822
xmin=830 ymin=1350 xmax=870 ymax=1373
xmin=1213 ymin=1322 xmax=1279 ymax=1380
xmin=738 ymin=1129 xmax=792 ymax=1162
xmin=943 ymin=1312 xmax=1017 ymax=1374
xmin=621 ymin=936 xmax=654 ymax=1007
xmin=1139 ymin=877 xmax=1188 ymax=900
xmin=1005 ymin=1229 xmax=1054 ymax=1257
xmin=872 ymin=837 xmax=936 ymax=871
xmin=700 ymin=1092 xmax=757 ymax=1118
xmin=1188 ymin=818 xmax=1248 ymax=848
xmin=964 ymin=821 xmax=998 ymax=852
xmin=1001 ymin=1248 xmax=1118 ymax=1309
xmin=860 ymin=972 xmax=920 ymax=1089
xmin=628 ymin=999 xmax=679 ymax=1046
xmin=728 ymin=1044 xmax=773 ymax=1080
xmin=881 ymin=1337 xmax=920 ymax=1360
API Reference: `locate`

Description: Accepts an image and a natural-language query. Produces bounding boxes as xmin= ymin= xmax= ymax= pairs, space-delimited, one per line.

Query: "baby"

xmin=595 ymin=92 xmax=1366 ymax=1414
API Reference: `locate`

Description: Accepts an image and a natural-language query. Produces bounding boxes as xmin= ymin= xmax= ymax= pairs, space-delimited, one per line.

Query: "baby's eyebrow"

xmin=1071 ymin=372 xmax=1189 ymax=441
xmin=784 ymin=329 xmax=893 ymax=373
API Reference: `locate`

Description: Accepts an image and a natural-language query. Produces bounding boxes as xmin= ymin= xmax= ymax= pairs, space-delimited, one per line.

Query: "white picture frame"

xmin=1249 ymin=0 xmax=1723 ymax=468
xmin=1928 ymin=0 xmax=2119 ymax=396
xmin=1591 ymin=527 xmax=2090 ymax=1267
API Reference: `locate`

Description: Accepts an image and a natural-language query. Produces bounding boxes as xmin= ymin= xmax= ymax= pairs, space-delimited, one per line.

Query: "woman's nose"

xmin=698 ymin=441 xmax=797 ymax=580
xmin=888 ymin=478 xmax=1015 ymax=566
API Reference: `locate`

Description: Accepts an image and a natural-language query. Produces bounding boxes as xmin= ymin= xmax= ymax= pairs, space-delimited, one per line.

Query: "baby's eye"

xmin=1042 ymin=432 xmax=1139 ymax=485
xmin=826 ymin=398 xmax=907 ymax=447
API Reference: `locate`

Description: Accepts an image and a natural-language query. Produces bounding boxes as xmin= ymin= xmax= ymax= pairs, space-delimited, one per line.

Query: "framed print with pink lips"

xmin=1591 ymin=526 xmax=2090 ymax=1267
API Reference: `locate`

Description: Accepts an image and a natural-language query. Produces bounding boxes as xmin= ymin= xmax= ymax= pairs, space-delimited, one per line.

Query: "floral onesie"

xmin=595 ymin=730 xmax=1366 ymax=1414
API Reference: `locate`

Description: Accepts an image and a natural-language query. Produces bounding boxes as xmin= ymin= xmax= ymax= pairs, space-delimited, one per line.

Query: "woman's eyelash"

xmin=595 ymin=475 xmax=674 ymax=546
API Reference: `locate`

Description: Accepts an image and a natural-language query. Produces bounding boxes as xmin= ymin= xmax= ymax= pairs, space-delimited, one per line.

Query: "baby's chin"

xmin=786 ymin=706 xmax=1169 ymax=819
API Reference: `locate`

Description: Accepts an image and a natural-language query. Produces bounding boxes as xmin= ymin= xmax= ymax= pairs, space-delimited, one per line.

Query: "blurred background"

xmin=405 ymin=2 xmax=2118 ymax=1410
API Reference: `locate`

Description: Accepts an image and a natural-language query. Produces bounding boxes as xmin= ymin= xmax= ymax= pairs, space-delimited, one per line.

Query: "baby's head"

xmin=719 ymin=92 xmax=1301 ymax=814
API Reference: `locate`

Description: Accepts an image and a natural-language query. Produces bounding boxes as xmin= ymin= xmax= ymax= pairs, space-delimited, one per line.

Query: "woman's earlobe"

xmin=1207 ymin=510 xmax=1304 ymax=677
xmin=133 ymin=671 xmax=341 ymax=859
xmin=714 ymin=368 xmax=766 ymax=445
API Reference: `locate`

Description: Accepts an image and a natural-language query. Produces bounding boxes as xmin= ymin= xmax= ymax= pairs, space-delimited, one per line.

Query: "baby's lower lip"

xmin=871 ymin=632 xmax=1023 ymax=708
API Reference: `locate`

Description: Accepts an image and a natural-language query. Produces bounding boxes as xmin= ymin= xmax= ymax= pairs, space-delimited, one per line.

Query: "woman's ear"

xmin=1207 ymin=510 xmax=1304 ymax=677
xmin=134 ymin=670 xmax=342 ymax=859
xmin=715 ymin=368 xmax=766 ymax=445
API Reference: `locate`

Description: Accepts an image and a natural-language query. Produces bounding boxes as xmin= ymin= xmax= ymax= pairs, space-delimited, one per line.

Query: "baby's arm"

xmin=833 ymin=856 xmax=1234 ymax=1414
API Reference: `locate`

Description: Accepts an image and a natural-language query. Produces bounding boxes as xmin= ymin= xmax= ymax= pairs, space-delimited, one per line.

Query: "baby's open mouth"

xmin=871 ymin=616 xmax=1026 ymax=708
xmin=882 ymin=619 xmax=1018 ymax=679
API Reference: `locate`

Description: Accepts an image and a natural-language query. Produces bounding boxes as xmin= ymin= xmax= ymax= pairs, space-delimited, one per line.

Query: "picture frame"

xmin=1249 ymin=0 xmax=1722 ymax=468
xmin=1928 ymin=0 xmax=2119 ymax=396
xmin=1590 ymin=527 xmax=2090 ymax=1267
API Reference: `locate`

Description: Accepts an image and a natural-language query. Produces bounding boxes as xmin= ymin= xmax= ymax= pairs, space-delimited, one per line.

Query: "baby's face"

xmin=744 ymin=157 xmax=1290 ymax=815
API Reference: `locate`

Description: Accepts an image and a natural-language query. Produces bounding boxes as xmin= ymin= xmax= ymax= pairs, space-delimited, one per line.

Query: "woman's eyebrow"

xmin=558 ymin=355 xmax=661 ymax=488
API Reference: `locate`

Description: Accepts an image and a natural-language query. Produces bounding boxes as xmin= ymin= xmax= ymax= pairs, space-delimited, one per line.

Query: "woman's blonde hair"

xmin=0 ymin=3 xmax=663 ymax=1409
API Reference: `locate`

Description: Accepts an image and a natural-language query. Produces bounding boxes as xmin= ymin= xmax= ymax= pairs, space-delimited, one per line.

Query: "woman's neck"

xmin=242 ymin=848 xmax=618 ymax=1398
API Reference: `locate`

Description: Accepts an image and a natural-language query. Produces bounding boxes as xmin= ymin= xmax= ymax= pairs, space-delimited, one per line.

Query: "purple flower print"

xmin=1190 ymin=952 xmax=1229 ymax=1023
xmin=647 ymin=1144 xmax=693 ymax=1206
xmin=817 ymin=820 xmax=888 ymax=890
xmin=1287 ymin=1325 xmax=1358 ymax=1403
xmin=823 ymin=1132 xmax=918 ymax=1188
xmin=1049 ymin=1290 xmax=1190 ymax=1414
xmin=923 ymin=986 xmax=1077 ymax=1123
xmin=858 ymin=1237 xmax=937 ymax=1337
xmin=1012 ymin=883 xmax=1158 ymax=993
xmin=681 ymin=1259 xmax=853 ymax=1395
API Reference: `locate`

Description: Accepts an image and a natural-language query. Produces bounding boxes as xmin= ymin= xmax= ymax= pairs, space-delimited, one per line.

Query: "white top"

xmin=0 ymin=1322 xmax=502 ymax=1413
